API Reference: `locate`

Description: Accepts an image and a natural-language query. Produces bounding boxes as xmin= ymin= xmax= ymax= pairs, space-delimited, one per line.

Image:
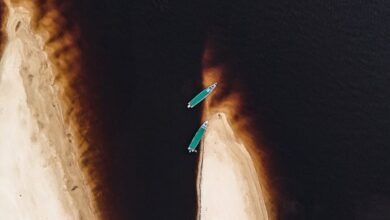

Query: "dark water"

xmin=77 ymin=0 xmax=390 ymax=219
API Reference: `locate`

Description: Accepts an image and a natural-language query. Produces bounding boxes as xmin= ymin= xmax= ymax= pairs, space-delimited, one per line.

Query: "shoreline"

xmin=196 ymin=112 xmax=269 ymax=220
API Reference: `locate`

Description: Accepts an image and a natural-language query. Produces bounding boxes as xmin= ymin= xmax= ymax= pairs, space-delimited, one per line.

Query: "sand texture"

xmin=197 ymin=113 xmax=268 ymax=220
xmin=0 ymin=6 xmax=96 ymax=220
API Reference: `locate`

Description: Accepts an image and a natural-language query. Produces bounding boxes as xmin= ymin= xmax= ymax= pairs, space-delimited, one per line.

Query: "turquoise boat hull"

xmin=187 ymin=83 xmax=217 ymax=108
xmin=188 ymin=121 xmax=208 ymax=152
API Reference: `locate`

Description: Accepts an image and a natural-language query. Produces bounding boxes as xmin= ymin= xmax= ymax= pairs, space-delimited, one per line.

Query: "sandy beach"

xmin=0 ymin=5 xmax=96 ymax=220
xmin=197 ymin=113 xmax=269 ymax=220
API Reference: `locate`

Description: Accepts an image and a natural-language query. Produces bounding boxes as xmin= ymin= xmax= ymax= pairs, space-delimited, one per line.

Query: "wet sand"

xmin=0 ymin=5 xmax=96 ymax=220
xmin=197 ymin=113 xmax=269 ymax=220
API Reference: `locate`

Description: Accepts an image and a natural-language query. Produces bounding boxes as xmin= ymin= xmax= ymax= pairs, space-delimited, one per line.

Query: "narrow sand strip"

xmin=0 ymin=6 xmax=96 ymax=220
xmin=197 ymin=113 xmax=268 ymax=220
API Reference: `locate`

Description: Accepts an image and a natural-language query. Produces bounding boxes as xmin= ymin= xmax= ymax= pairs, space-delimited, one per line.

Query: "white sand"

xmin=0 ymin=6 xmax=96 ymax=220
xmin=197 ymin=113 xmax=269 ymax=220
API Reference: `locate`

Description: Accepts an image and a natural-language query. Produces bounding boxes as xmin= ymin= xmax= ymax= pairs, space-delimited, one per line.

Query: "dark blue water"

xmin=74 ymin=0 xmax=390 ymax=219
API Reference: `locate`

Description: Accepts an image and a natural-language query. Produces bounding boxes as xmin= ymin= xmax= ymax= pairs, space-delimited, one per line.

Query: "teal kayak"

xmin=188 ymin=121 xmax=208 ymax=153
xmin=187 ymin=83 xmax=217 ymax=108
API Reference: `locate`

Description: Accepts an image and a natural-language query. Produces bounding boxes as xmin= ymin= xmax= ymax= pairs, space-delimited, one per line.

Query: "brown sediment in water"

xmin=0 ymin=0 xmax=111 ymax=219
xmin=0 ymin=1 xmax=8 ymax=54
xmin=197 ymin=36 xmax=275 ymax=219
